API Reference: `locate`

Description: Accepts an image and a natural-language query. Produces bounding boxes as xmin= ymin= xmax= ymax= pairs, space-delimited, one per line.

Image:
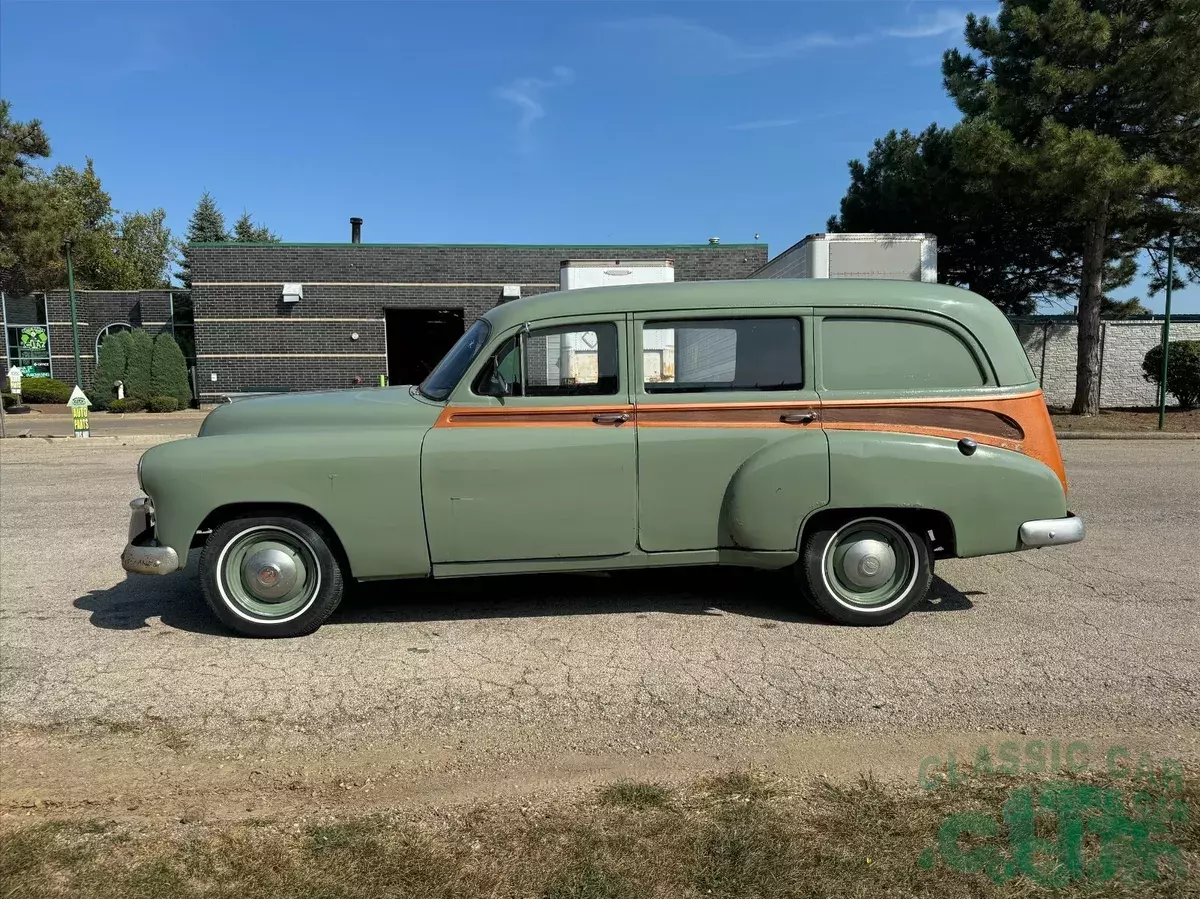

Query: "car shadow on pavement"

xmin=73 ymin=555 xmax=228 ymax=636
xmin=334 ymin=568 xmax=979 ymax=627
xmin=73 ymin=561 xmax=977 ymax=635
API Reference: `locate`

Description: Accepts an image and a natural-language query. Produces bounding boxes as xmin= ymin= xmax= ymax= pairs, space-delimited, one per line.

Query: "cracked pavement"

xmin=1 ymin=437 xmax=1198 ymax=810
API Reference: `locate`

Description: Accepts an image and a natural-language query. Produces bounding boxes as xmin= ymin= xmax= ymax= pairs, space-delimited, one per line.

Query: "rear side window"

xmin=821 ymin=317 xmax=985 ymax=390
xmin=642 ymin=318 xmax=803 ymax=393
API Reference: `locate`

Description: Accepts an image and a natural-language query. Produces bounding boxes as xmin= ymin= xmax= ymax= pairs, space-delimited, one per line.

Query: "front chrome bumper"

xmin=121 ymin=497 xmax=179 ymax=575
xmin=1019 ymin=513 xmax=1085 ymax=549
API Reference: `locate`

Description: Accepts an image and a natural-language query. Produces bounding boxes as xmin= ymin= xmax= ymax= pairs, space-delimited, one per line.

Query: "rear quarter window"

xmin=821 ymin=317 xmax=985 ymax=390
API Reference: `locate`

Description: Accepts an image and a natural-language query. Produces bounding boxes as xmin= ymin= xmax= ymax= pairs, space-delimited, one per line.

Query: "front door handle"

xmin=593 ymin=412 xmax=630 ymax=426
xmin=780 ymin=411 xmax=817 ymax=425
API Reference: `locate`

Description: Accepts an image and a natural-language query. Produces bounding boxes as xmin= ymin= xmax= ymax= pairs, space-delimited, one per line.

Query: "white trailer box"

xmin=552 ymin=259 xmax=675 ymax=385
xmin=752 ymin=233 xmax=936 ymax=282
xmin=559 ymin=259 xmax=675 ymax=291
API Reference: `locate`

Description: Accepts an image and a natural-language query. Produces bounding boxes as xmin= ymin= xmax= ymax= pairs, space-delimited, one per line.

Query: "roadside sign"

xmin=68 ymin=385 xmax=91 ymax=438
xmin=7 ymin=365 xmax=21 ymax=397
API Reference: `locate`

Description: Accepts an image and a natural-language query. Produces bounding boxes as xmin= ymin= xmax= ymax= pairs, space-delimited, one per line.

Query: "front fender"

xmin=822 ymin=431 xmax=1067 ymax=557
xmin=138 ymin=429 xmax=431 ymax=579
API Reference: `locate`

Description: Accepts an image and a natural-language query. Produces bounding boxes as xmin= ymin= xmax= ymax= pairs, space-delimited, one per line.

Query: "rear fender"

xmin=819 ymin=430 xmax=1066 ymax=557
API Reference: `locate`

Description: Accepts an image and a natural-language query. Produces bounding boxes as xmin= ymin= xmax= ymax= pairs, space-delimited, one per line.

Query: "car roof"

xmin=482 ymin=278 xmax=1035 ymax=387
xmin=485 ymin=278 xmax=992 ymax=327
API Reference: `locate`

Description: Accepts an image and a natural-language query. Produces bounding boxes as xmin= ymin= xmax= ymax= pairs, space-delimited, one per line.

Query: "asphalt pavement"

xmin=1 ymin=437 xmax=1196 ymax=753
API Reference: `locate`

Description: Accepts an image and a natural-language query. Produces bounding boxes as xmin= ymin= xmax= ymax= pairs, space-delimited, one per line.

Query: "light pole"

xmin=64 ymin=239 xmax=83 ymax=389
xmin=1156 ymin=230 xmax=1177 ymax=432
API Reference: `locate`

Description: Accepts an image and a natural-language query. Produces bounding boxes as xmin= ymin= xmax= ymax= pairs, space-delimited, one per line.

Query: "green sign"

xmin=19 ymin=326 xmax=47 ymax=352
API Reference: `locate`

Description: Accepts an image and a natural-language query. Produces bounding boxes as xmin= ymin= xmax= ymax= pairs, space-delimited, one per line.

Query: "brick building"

xmin=1 ymin=289 xmax=190 ymax=390
xmin=186 ymin=241 xmax=766 ymax=401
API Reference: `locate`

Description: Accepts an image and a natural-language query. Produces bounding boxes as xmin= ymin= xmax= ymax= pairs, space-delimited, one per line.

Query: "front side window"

xmin=419 ymin=319 xmax=491 ymax=400
xmin=475 ymin=322 xmax=619 ymax=398
xmin=642 ymin=318 xmax=804 ymax=393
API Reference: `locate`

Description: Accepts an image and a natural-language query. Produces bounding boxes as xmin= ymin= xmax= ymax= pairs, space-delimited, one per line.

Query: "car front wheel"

xmin=799 ymin=515 xmax=932 ymax=626
xmin=200 ymin=514 xmax=345 ymax=637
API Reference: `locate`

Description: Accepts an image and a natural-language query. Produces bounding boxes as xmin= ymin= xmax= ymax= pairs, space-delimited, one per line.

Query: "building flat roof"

xmin=187 ymin=242 xmax=762 ymax=250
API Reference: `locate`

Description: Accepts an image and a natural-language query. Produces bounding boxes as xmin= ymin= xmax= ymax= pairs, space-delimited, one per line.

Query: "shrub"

xmin=149 ymin=333 xmax=192 ymax=408
xmin=106 ymin=398 xmax=146 ymax=414
xmin=18 ymin=377 xmax=72 ymax=404
xmin=2 ymin=392 xmax=17 ymax=410
xmin=147 ymin=395 xmax=179 ymax=413
xmin=1142 ymin=340 xmax=1200 ymax=410
xmin=123 ymin=329 xmax=155 ymax=402
xmin=92 ymin=330 xmax=132 ymax=409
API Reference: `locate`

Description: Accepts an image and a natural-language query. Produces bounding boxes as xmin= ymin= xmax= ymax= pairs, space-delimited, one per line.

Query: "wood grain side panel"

xmin=821 ymin=405 xmax=1024 ymax=441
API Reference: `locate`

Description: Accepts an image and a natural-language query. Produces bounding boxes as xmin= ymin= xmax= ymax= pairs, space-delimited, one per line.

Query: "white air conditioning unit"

xmin=282 ymin=282 xmax=304 ymax=303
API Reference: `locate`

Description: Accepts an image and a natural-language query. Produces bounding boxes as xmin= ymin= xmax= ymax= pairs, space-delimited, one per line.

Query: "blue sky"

xmin=1 ymin=0 xmax=1192 ymax=312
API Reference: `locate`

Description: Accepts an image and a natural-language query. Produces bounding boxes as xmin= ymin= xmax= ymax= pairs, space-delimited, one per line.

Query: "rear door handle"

xmin=780 ymin=411 xmax=817 ymax=424
xmin=593 ymin=412 xmax=630 ymax=425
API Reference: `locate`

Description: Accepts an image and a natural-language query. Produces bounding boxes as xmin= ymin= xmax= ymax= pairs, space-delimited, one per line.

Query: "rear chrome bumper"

xmin=121 ymin=497 xmax=179 ymax=575
xmin=1019 ymin=513 xmax=1085 ymax=549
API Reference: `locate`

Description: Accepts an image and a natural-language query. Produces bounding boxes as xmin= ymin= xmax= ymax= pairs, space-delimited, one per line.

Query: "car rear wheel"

xmin=200 ymin=515 xmax=345 ymax=637
xmin=799 ymin=515 xmax=932 ymax=626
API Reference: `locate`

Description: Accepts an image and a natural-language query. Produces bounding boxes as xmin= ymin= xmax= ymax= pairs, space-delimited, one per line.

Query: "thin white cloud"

xmin=884 ymin=8 xmax=970 ymax=39
xmin=603 ymin=7 xmax=983 ymax=75
xmin=495 ymin=66 xmax=575 ymax=152
xmin=726 ymin=118 xmax=802 ymax=131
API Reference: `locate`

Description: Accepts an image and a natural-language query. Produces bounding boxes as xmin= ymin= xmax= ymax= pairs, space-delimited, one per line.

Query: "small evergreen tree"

xmin=123 ymin=329 xmax=155 ymax=402
xmin=232 ymin=211 xmax=280 ymax=243
xmin=149 ymin=332 xmax=192 ymax=408
xmin=177 ymin=191 xmax=229 ymax=288
xmin=92 ymin=329 xmax=131 ymax=408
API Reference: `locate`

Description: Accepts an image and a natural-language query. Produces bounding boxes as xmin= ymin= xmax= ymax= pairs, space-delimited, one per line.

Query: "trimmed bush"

xmin=107 ymin=398 xmax=146 ymax=414
xmin=2 ymin=392 xmax=16 ymax=410
xmin=1142 ymin=340 xmax=1200 ymax=410
xmin=149 ymin=333 xmax=192 ymax=408
xmin=92 ymin=329 xmax=132 ymax=409
xmin=18 ymin=377 xmax=72 ymax=404
xmin=147 ymin=395 xmax=179 ymax=413
xmin=123 ymin=329 xmax=155 ymax=403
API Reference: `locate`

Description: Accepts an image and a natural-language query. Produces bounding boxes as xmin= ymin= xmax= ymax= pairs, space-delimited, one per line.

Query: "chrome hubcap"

xmin=839 ymin=538 xmax=896 ymax=589
xmin=821 ymin=517 xmax=918 ymax=611
xmin=241 ymin=547 xmax=298 ymax=601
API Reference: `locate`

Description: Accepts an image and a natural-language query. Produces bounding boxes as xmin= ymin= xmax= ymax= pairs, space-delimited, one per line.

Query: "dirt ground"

xmin=1050 ymin=407 xmax=1200 ymax=432
xmin=1 ymin=438 xmax=1198 ymax=831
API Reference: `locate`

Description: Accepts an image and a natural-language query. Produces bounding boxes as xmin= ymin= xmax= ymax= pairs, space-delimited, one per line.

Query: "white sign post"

xmin=7 ymin=365 xmax=21 ymax=399
xmin=68 ymin=385 xmax=91 ymax=438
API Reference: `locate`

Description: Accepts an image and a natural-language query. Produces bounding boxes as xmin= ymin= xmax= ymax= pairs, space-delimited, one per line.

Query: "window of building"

xmin=820 ymin=317 xmax=985 ymax=390
xmin=642 ymin=318 xmax=804 ymax=393
xmin=2 ymin=293 xmax=52 ymax=379
xmin=94 ymin=322 xmax=133 ymax=359
xmin=475 ymin=322 xmax=619 ymax=397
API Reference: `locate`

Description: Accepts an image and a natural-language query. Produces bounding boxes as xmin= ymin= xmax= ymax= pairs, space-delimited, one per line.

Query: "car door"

xmin=633 ymin=308 xmax=829 ymax=552
xmin=421 ymin=314 xmax=637 ymax=564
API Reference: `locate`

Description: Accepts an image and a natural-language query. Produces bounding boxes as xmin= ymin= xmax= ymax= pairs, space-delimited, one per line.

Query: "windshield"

xmin=418 ymin=319 xmax=491 ymax=401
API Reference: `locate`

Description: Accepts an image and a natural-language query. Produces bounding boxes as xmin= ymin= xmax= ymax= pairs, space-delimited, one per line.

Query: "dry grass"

xmin=2 ymin=769 xmax=1195 ymax=899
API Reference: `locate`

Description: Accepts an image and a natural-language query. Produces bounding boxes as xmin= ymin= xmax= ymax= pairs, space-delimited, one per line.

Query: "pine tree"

xmin=92 ymin=329 xmax=130 ymax=408
xmin=123 ymin=329 xmax=155 ymax=402
xmin=943 ymin=0 xmax=1200 ymax=414
xmin=177 ymin=191 xmax=228 ymax=288
xmin=149 ymin=332 xmax=192 ymax=408
xmin=232 ymin=211 xmax=280 ymax=243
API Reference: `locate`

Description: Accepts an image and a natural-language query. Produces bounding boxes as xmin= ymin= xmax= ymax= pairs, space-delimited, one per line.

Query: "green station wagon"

xmin=123 ymin=279 xmax=1083 ymax=637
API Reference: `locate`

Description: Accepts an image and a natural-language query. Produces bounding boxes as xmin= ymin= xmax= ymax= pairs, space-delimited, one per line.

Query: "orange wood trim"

xmin=821 ymin=405 xmax=1023 ymax=441
xmin=435 ymin=404 xmax=634 ymax=428
xmin=636 ymin=401 xmax=820 ymax=429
